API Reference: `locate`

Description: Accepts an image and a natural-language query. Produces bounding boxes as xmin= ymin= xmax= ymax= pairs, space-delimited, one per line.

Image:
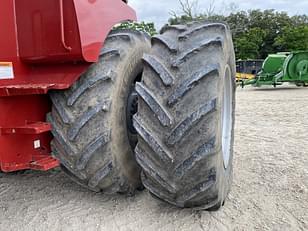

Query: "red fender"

xmin=0 ymin=0 xmax=137 ymax=92
xmin=74 ymin=0 xmax=137 ymax=62
xmin=0 ymin=0 xmax=136 ymax=172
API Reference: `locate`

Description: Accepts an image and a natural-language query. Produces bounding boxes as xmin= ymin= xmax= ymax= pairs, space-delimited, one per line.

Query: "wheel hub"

xmin=126 ymin=85 xmax=139 ymax=148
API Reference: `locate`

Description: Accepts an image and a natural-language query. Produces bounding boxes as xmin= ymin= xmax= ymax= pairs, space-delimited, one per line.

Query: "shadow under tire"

xmin=134 ymin=22 xmax=236 ymax=209
xmin=47 ymin=29 xmax=150 ymax=194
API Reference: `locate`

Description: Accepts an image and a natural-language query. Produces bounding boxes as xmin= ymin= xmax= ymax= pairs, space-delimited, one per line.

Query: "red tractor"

xmin=0 ymin=0 xmax=236 ymax=210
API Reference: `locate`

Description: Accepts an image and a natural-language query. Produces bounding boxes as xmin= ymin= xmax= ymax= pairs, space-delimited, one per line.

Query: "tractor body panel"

xmin=262 ymin=54 xmax=286 ymax=75
xmin=283 ymin=51 xmax=308 ymax=81
xmin=0 ymin=0 xmax=136 ymax=95
xmin=0 ymin=95 xmax=56 ymax=172
xmin=0 ymin=0 xmax=136 ymax=172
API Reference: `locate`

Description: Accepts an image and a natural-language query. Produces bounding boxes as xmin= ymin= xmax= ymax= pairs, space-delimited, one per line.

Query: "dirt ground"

xmin=0 ymin=85 xmax=307 ymax=231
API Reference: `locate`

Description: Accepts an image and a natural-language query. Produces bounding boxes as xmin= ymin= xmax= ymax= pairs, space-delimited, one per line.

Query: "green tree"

xmin=235 ymin=28 xmax=267 ymax=59
xmin=274 ymin=25 xmax=308 ymax=51
xmin=115 ymin=21 xmax=157 ymax=36
xmin=291 ymin=15 xmax=308 ymax=26
xmin=168 ymin=0 xmax=308 ymax=60
xmin=225 ymin=11 xmax=249 ymax=36
xmin=223 ymin=10 xmax=292 ymax=58
xmin=246 ymin=10 xmax=292 ymax=57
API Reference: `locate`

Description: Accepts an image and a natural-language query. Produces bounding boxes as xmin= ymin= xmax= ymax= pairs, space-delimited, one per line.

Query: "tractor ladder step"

xmin=0 ymin=122 xmax=51 ymax=135
xmin=0 ymin=83 xmax=68 ymax=96
xmin=29 ymin=155 xmax=59 ymax=171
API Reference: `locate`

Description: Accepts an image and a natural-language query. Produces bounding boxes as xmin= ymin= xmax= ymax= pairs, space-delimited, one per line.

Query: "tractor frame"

xmin=0 ymin=0 xmax=136 ymax=172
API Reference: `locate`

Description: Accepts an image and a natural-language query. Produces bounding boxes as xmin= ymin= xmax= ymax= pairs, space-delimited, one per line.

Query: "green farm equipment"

xmin=242 ymin=51 xmax=308 ymax=87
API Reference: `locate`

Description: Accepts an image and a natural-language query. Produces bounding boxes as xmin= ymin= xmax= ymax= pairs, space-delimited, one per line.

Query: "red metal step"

xmin=0 ymin=83 xmax=70 ymax=97
xmin=0 ymin=121 xmax=51 ymax=135
xmin=29 ymin=155 xmax=59 ymax=171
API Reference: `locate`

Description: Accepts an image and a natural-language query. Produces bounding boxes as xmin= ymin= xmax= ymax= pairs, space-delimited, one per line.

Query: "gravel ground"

xmin=0 ymin=85 xmax=307 ymax=231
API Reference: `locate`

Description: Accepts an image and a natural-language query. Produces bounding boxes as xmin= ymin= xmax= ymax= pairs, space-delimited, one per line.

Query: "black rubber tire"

xmin=134 ymin=22 xmax=236 ymax=209
xmin=295 ymin=82 xmax=303 ymax=87
xmin=297 ymin=82 xmax=308 ymax=87
xmin=47 ymin=29 xmax=150 ymax=194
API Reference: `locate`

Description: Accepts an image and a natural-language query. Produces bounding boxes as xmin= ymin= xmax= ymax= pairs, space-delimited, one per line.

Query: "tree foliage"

xmin=235 ymin=28 xmax=266 ymax=59
xmin=115 ymin=21 xmax=157 ymax=36
xmin=274 ymin=25 xmax=308 ymax=51
xmin=168 ymin=0 xmax=308 ymax=60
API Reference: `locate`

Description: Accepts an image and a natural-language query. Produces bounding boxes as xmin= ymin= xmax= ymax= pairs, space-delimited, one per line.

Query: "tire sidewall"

xmin=110 ymin=41 xmax=150 ymax=190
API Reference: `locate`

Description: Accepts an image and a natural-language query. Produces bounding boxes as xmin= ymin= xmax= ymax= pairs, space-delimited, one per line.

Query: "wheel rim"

xmin=127 ymin=88 xmax=138 ymax=135
xmin=126 ymin=73 xmax=142 ymax=149
xmin=222 ymin=66 xmax=233 ymax=168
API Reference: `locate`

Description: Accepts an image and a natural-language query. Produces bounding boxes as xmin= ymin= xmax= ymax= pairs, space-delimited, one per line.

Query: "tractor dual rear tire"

xmin=48 ymin=29 xmax=150 ymax=194
xmin=134 ymin=22 xmax=236 ymax=209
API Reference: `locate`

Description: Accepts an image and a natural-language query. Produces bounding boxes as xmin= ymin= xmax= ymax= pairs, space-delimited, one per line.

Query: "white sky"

xmin=129 ymin=0 xmax=308 ymax=29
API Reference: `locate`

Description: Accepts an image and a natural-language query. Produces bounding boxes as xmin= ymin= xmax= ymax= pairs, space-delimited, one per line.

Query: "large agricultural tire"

xmin=134 ymin=22 xmax=236 ymax=209
xmin=47 ymin=29 xmax=150 ymax=194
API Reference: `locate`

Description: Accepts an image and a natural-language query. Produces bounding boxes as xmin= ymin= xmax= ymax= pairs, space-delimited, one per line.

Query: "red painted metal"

xmin=0 ymin=122 xmax=51 ymax=135
xmin=0 ymin=95 xmax=54 ymax=172
xmin=0 ymin=84 xmax=61 ymax=97
xmin=0 ymin=0 xmax=136 ymax=92
xmin=0 ymin=0 xmax=137 ymax=172
xmin=29 ymin=155 xmax=60 ymax=171
xmin=59 ymin=0 xmax=73 ymax=52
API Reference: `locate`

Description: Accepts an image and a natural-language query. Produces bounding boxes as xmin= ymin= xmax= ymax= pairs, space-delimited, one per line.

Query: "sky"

xmin=129 ymin=0 xmax=308 ymax=29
